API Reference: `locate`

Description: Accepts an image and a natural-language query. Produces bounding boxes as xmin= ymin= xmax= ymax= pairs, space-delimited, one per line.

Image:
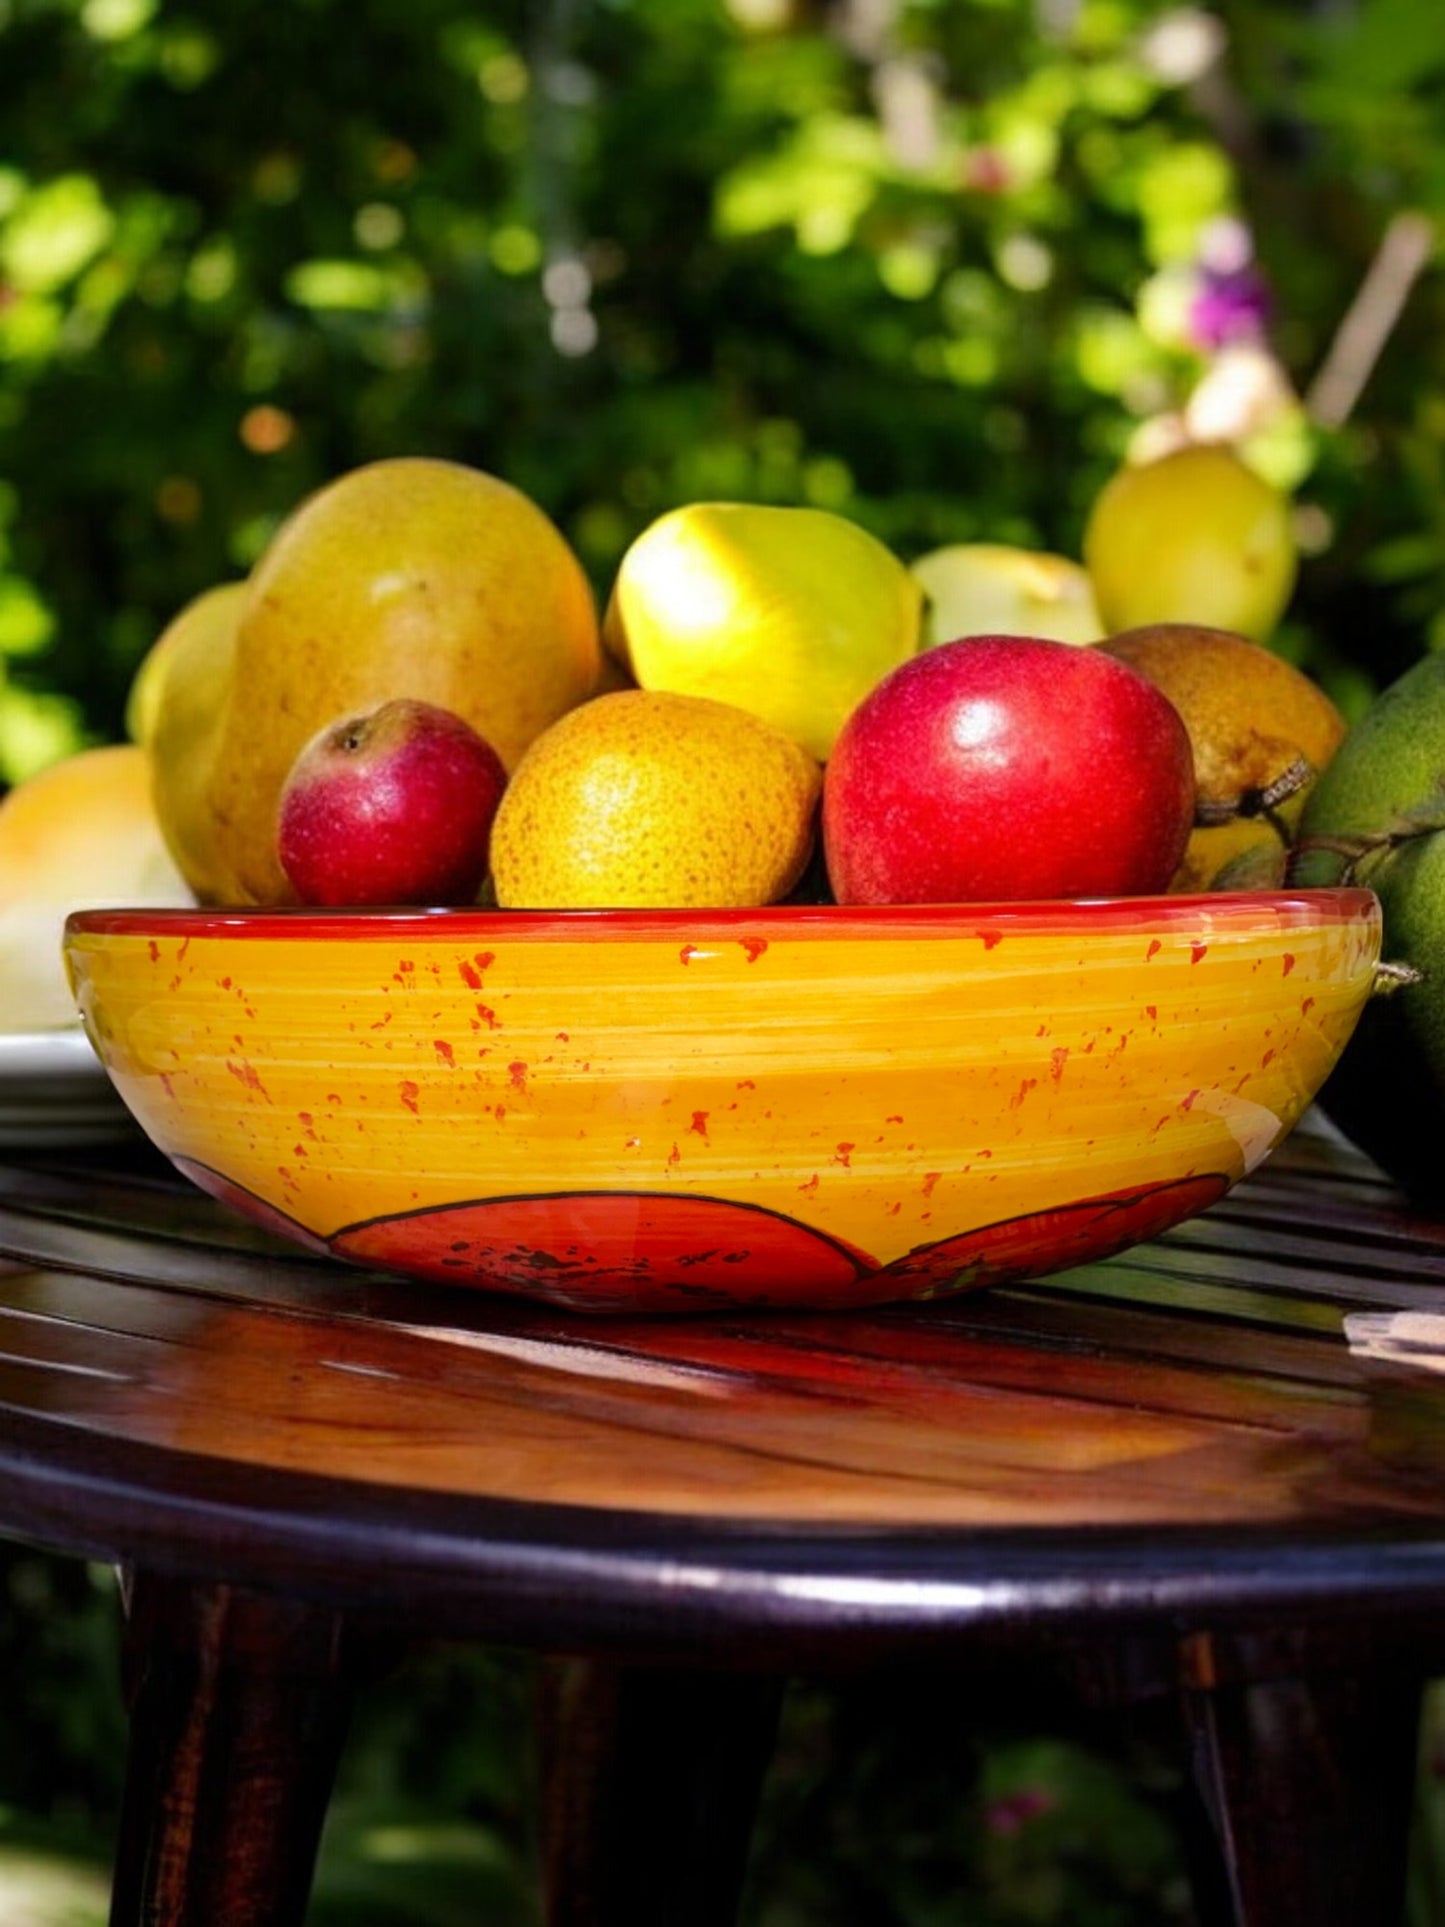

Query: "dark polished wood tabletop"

xmin=1 ymin=1114 xmax=1443 ymax=1925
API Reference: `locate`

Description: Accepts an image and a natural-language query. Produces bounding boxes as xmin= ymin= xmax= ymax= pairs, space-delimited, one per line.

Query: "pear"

xmin=1290 ymin=650 xmax=1445 ymax=1204
xmin=127 ymin=581 xmax=247 ymax=749
xmin=151 ymin=458 xmax=601 ymax=905
xmin=1084 ymin=442 xmax=1297 ymax=645
xmin=1100 ymin=623 xmax=1346 ymax=892
xmin=603 ymin=502 xmax=922 ymax=762
xmin=140 ymin=582 xmax=250 ymax=904
xmin=911 ymin=543 xmax=1102 ymax=649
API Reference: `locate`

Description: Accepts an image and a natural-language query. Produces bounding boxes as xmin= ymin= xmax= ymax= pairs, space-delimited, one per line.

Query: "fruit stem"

xmin=1194 ymin=754 xmax=1314 ymax=837
xmin=1372 ymin=960 xmax=1425 ymax=998
xmin=1286 ymin=826 xmax=1427 ymax=887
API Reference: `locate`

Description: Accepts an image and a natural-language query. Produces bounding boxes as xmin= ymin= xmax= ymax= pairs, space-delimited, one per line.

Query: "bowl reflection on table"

xmin=63 ymin=891 xmax=1380 ymax=1315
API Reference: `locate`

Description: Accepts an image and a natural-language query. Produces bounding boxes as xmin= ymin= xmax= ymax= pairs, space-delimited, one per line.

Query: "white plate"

xmin=0 ymin=1027 xmax=139 ymax=1147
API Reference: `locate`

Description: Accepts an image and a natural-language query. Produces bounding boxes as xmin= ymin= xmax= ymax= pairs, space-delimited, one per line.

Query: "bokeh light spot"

xmin=239 ymin=405 xmax=296 ymax=454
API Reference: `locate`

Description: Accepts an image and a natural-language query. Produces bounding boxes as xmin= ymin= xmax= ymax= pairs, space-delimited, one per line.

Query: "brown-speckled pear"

xmin=1100 ymin=623 xmax=1346 ymax=892
xmin=177 ymin=458 xmax=601 ymax=904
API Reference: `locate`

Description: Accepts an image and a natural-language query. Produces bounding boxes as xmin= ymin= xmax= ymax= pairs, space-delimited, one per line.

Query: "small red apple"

xmin=822 ymin=635 xmax=1195 ymax=904
xmin=277 ymin=698 xmax=508 ymax=906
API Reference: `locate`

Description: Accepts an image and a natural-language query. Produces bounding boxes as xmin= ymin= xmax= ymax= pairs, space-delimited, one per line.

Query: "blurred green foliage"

xmin=0 ymin=0 xmax=1442 ymax=784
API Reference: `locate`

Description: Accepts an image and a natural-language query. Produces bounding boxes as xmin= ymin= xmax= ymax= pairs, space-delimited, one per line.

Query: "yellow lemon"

xmin=1084 ymin=442 xmax=1297 ymax=644
xmin=491 ymin=690 xmax=822 ymax=909
xmin=603 ymin=502 xmax=921 ymax=761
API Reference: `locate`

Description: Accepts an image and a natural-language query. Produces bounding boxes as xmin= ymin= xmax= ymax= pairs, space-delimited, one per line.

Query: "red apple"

xmin=822 ymin=635 xmax=1195 ymax=904
xmin=277 ymin=698 xmax=507 ymax=906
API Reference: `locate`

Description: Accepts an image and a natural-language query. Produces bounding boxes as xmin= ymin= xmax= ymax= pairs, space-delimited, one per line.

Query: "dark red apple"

xmin=823 ymin=634 xmax=1195 ymax=904
xmin=277 ymin=697 xmax=507 ymax=906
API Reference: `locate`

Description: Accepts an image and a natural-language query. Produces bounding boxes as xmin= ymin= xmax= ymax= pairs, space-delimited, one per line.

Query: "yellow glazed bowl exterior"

xmin=65 ymin=892 xmax=1379 ymax=1314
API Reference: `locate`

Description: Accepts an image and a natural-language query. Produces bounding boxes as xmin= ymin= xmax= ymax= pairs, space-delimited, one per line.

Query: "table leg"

xmin=108 ymin=1569 xmax=363 ymax=1927
xmin=1180 ymin=1631 xmax=1423 ymax=1927
xmin=538 ymin=1657 xmax=784 ymax=1927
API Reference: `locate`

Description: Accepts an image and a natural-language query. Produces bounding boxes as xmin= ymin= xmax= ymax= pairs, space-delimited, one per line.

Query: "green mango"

xmin=1291 ymin=650 xmax=1445 ymax=1204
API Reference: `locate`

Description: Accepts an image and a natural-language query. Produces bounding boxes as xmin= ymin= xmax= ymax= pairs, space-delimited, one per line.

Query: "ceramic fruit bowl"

xmin=64 ymin=891 xmax=1380 ymax=1315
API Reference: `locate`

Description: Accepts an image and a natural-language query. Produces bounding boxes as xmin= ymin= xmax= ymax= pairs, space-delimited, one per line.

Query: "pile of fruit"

xmin=11 ymin=437 xmax=1445 ymax=1207
xmin=28 ymin=441 xmax=1343 ymax=923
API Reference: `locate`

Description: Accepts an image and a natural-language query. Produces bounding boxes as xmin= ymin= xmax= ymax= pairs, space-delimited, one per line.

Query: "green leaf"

xmin=1 ymin=177 xmax=115 ymax=295
xmin=0 ymin=576 xmax=55 ymax=656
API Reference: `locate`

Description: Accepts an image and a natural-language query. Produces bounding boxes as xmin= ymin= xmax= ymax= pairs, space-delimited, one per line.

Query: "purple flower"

xmin=1188 ymin=263 xmax=1273 ymax=352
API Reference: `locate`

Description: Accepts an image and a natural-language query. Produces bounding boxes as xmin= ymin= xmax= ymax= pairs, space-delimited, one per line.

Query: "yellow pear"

xmin=0 ymin=743 xmax=192 ymax=1031
xmin=1083 ymin=442 xmax=1297 ymax=644
xmin=139 ymin=583 xmax=253 ymax=904
xmin=603 ymin=503 xmax=921 ymax=762
xmin=127 ymin=581 xmax=246 ymax=749
xmin=158 ymin=458 xmax=602 ymax=904
xmin=911 ymin=543 xmax=1103 ymax=648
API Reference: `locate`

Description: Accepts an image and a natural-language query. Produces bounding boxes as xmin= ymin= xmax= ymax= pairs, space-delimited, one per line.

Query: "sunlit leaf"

xmin=0 ymin=578 xmax=55 ymax=656
xmin=1074 ymin=303 xmax=1154 ymax=394
xmin=1240 ymin=404 xmax=1318 ymax=492
xmin=228 ymin=513 xmax=285 ymax=569
xmin=801 ymin=453 xmax=852 ymax=507
xmin=715 ymin=114 xmax=887 ymax=248
xmin=1135 ymin=141 xmax=1235 ymax=263
xmin=80 ymin=0 xmax=155 ymax=42
xmin=157 ymin=23 xmax=220 ymax=89
xmin=1136 ymin=264 xmax=1197 ymax=349
xmin=1364 ymin=533 xmax=1445 ymax=584
xmin=0 ymin=293 xmax=64 ymax=361
xmin=0 ymin=684 xmax=87 ymax=785
xmin=1080 ymin=55 xmax=1157 ymax=117
xmin=185 ymin=238 xmax=237 ymax=303
xmin=488 ymin=225 xmax=541 ymax=275
xmin=941 ymin=267 xmax=1006 ymax=331
xmin=981 ymin=112 xmax=1061 ymax=193
xmin=284 ymin=258 xmax=427 ymax=314
xmin=877 ymin=240 xmax=940 ymax=299
xmin=1 ymin=176 xmax=114 ymax=294
xmin=942 ymin=334 xmax=1000 ymax=386
xmin=1073 ymin=0 xmax=1143 ymax=55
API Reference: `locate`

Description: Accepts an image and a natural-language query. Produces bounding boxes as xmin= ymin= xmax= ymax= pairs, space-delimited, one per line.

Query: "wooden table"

xmin=1 ymin=1117 xmax=1444 ymax=1925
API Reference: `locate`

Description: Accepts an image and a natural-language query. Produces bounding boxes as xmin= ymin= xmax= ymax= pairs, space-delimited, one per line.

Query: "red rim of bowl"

xmin=65 ymin=889 xmax=1379 ymax=944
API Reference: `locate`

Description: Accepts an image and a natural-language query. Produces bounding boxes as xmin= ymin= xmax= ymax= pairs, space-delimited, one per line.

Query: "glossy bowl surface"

xmin=65 ymin=891 xmax=1380 ymax=1314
